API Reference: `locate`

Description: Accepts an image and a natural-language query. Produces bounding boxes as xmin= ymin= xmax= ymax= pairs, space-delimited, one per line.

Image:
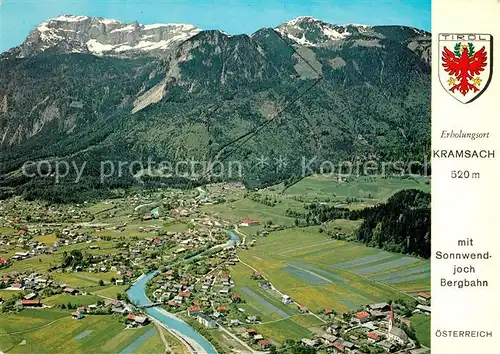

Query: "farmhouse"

xmin=369 ymin=302 xmax=390 ymax=312
xmin=71 ymin=311 xmax=84 ymax=319
xmin=239 ymin=219 xmax=260 ymax=227
xmin=418 ymin=292 xmax=431 ymax=302
xmin=367 ymin=332 xmax=381 ymax=343
xmin=354 ymin=311 xmax=370 ymax=323
xmin=301 ymin=338 xmax=319 ymax=347
xmin=253 ymin=334 xmax=264 ymax=342
xmin=245 ymin=328 xmax=257 ymax=338
xmin=63 ymin=287 xmax=78 ymax=295
xmin=320 ymin=333 xmax=338 ymax=345
xmin=23 ymin=293 xmax=37 ymax=300
xmin=378 ymin=340 xmax=395 ymax=352
xmin=258 ymin=339 xmax=272 ymax=350
xmin=21 ymin=299 xmax=42 ymax=307
xmin=415 ymin=304 xmax=431 ymax=315
xmin=187 ymin=306 xmax=201 ymax=316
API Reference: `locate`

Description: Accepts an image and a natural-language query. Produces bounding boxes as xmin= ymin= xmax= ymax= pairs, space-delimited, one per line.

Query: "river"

xmin=127 ymin=272 xmax=218 ymax=354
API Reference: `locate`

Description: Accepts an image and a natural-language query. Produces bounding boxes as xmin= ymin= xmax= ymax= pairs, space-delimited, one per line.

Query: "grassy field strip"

xmin=240 ymin=287 xmax=289 ymax=318
xmin=74 ymin=330 xmax=93 ymax=340
xmin=285 ymin=243 xmax=353 ymax=260
xmin=282 ymin=266 xmax=330 ymax=285
xmin=286 ymin=261 xmax=347 ymax=282
xmin=0 ymin=317 xmax=67 ymax=336
xmin=118 ymin=327 xmax=156 ymax=354
xmin=353 ymin=257 xmax=420 ymax=275
xmin=244 ymin=246 xmax=420 ymax=303
xmin=371 ymin=264 xmax=431 ymax=281
xmin=384 ymin=273 xmax=431 ymax=284
xmin=278 ymin=240 xmax=338 ymax=255
xmin=332 ymin=251 xmax=394 ymax=268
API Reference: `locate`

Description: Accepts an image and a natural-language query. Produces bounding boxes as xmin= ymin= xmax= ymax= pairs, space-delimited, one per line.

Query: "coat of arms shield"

xmin=438 ymin=34 xmax=493 ymax=104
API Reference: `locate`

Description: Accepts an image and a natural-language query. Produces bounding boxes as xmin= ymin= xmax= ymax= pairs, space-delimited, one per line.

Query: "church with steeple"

xmin=387 ymin=304 xmax=409 ymax=345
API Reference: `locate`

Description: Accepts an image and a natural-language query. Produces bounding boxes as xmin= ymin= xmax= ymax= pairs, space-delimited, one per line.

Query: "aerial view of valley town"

xmin=0 ymin=1 xmax=431 ymax=354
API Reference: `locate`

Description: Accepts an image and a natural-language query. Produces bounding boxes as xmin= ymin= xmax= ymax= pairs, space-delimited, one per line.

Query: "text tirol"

xmin=439 ymin=34 xmax=491 ymax=41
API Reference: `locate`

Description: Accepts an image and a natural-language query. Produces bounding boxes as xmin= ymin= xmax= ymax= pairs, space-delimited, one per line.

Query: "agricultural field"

xmin=229 ymin=262 xmax=323 ymax=341
xmin=233 ymin=226 xmax=430 ymax=314
xmin=90 ymin=285 xmax=130 ymax=299
xmin=0 ymin=310 xmax=160 ymax=354
xmin=43 ymin=294 xmax=101 ymax=307
xmin=202 ymin=175 xmax=429 ymax=229
xmin=283 ymin=175 xmax=430 ymax=204
xmin=201 ymin=197 xmax=301 ymax=227
xmin=52 ymin=271 xmax=120 ymax=288
xmin=410 ymin=314 xmax=431 ymax=347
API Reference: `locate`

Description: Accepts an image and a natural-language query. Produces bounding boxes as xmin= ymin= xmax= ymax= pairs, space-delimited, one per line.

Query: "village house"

xmin=246 ymin=315 xmax=258 ymax=324
xmin=187 ymin=306 xmax=201 ymax=316
xmin=63 ymin=287 xmax=78 ymax=295
xmin=301 ymin=338 xmax=319 ymax=348
xmin=198 ymin=313 xmax=217 ymax=328
xmin=378 ymin=340 xmax=395 ymax=352
xmin=319 ymin=333 xmax=338 ymax=345
xmin=245 ymin=328 xmax=258 ymax=339
xmin=326 ymin=324 xmax=341 ymax=335
xmin=354 ymin=311 xmax=370 ymax=324
xmin=368 ymin=302 xmax=391 ymax=312
xmin=20 ymin=299 xmax=42 ymax=307
xmin=415 ymin=304 xmax=431 ymax=315
xmin=418 ymin=292 xmax=431 ymax=302
xmin=229 ymin=319 xmax=241 ymax=327
xmin=258 ymin=339 xmax=272 ymax=350
xmin=253 ymin=334 xmax=264 ymax=343
xmin=239 ymin=219 xmax=260 ymax=227
xmin=127 ymin=314 xmax=149 ymax=326
xmin=71 ymin=311 xmax=84 ymax=319
xmin=367 ymin=332 xmax=381 ymax=343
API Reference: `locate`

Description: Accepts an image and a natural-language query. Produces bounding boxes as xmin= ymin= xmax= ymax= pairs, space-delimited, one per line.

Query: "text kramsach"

xmin=432 ymin=150 xmax=495 ymax=158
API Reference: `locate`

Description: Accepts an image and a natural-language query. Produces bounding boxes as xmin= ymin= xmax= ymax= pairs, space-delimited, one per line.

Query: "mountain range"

xmin=0 ymin=15 xmax=431 ymax=202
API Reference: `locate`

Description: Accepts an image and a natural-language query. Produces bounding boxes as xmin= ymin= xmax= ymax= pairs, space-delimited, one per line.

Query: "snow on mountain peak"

xmin=53 ymin=15 xmax=90 ymax=22
xmin=22 ymin=15 xmax=201 ymax=58
xmin=276 ymin=16 xmax=355 ymax=47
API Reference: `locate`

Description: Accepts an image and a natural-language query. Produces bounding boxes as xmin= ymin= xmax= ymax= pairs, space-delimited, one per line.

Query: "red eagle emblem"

xmin=441 ymin=42 xmax=487 ymax=96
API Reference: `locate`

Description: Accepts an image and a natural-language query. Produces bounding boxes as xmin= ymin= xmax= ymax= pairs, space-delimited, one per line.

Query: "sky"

xmin=0 ymin=0 xmax=431 ymax=53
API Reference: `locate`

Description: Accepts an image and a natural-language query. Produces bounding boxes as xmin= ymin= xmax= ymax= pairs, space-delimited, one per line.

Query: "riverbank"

xmin=127 ymin=272 xmax=218 ymax=354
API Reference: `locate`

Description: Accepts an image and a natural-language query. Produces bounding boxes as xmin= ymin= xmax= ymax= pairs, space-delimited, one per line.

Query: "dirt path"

xmin=235 ymin=229 xmax=327 ymax=325
xmin=0 ymin=317 xmax=66 ymax=336
xmin=153 ymin=320 xmax=171 ymax=353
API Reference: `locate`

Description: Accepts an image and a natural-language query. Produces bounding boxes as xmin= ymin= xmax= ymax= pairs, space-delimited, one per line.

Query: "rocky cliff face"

xmin=13 ymin=15 xmax=201 ymax=58
xmin=0 ymin=15 xmax=431 ymax=201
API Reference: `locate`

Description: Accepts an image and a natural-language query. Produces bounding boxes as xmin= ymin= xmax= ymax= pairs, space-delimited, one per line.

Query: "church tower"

xmin=388 ymin=304 xmax=394 ymax=331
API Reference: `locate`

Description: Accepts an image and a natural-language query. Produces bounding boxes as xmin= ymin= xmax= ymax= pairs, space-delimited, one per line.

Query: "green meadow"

xmin=0 ymin=310 xmax=157 ymax=354
xmin=233 ymin=226 xmax=430 ymax=313
xmin=283 ymin=175 xmax=430 ymax=203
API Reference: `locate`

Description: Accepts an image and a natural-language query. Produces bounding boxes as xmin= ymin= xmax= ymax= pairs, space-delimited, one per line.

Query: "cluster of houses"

xmin=2 ymin=272 xmax=53 ymax=292
xmin=294 ymin=298 xmax=432 ymax=353
xmin=0 ymin=272 xmax=94 ymax=311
